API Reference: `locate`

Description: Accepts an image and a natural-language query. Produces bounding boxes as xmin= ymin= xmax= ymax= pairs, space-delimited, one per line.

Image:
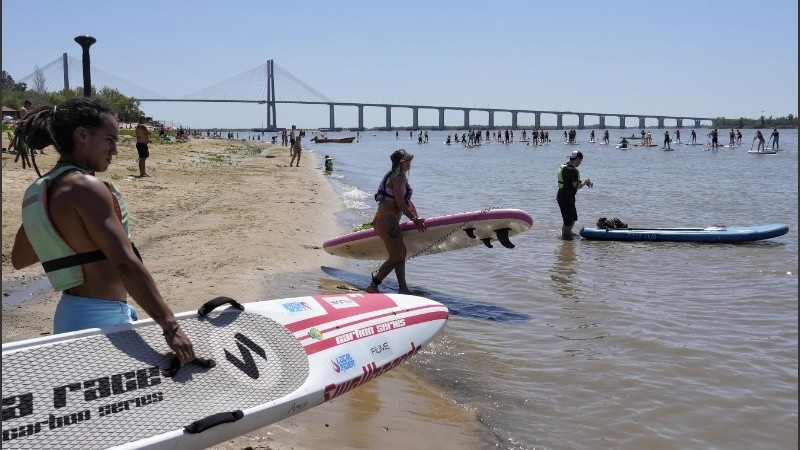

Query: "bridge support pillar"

xmin=676 ymin=118 xmax=683 ymax=129
xmin=62 ymin=53 xmax=69 ymax=92
xmin=511 ymin=111 xmax=518 ymax=129
xmin=534 ymin=113 xmax=541 ymax=129
xmin=599 ymin=115 xmax=605 ymax=129
xmin=358 ymin=106 xmax=364 ymax=131
xmin=438 ymin=108 xmax=445 ymax=130
xmin=578 ymin=114 xmax=585 ymax=130
xmin=639 ymin=117 xmax=646 ymax=129
xmin=695 ymin=119 xmax=701 ymax=128
xmin=463 ymin=109 xmax=470 ymax=129
xmin=657 ymin=117 xmax=664 ymax=129
xmin=385 ymin=106 xmax=392 ymax=129
xmin=556 ymin=113 xmax=563 ymax=130
xmin=412 ymin=107 xmax=419 ymax=129
xmin=488 ymin=111 xmax=494 ymax=129
xmin=619 ymin=116 xmax=626 ymax=129
xmin=329 ymin=104 xmax=335 ymax=130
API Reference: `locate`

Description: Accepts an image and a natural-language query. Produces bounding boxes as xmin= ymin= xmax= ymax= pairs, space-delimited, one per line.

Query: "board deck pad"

xmin=2 ymin=310 xmax=308 ymax=449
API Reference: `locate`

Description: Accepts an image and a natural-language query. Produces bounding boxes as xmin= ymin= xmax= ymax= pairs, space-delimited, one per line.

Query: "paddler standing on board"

xmin=367 ymin=149 xmax=426 ymax=294
xmin=10 ymin=98 xmax=196 ymax=366
xmin=557 ymin=150 xmax=593 ymax=240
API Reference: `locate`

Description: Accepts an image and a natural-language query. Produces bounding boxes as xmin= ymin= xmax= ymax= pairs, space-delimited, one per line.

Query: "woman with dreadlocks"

xmin=367 ymin=149 xmax=426 ymax=294
xmin=10 ymin=97 xmax=195 ymax=367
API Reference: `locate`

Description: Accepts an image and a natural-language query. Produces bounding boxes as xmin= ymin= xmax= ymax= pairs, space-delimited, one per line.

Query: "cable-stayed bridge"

xmin=16 ymin=55 xmax=714 ymax=130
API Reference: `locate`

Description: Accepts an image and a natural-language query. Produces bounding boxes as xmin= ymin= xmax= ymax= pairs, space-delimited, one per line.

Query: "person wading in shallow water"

xmin=367 ymin=149 xmax=426 ymax=294
xmin=557 ymin=150 xmax=593 ymax=240
xmin=10 ymin=97 xmax=196 ymax=367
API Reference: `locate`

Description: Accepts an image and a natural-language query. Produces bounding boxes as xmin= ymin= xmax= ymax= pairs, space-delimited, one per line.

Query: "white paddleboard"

xmin=323 ymin=209 xmax=533 ymax=260
xmin=747 ymin=150 xmax=777 ymax=154
xmin=2 ymin=293 xmax=448 ymax=449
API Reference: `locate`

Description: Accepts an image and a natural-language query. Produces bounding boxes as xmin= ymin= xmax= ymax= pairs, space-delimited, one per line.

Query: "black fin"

xmin=464 ymin=227 xmax=477 ymax=239
xmin=481 ymin=238 xmax=493 ymax=248
xmin=495 ymin=228 xmax=515 ymax=248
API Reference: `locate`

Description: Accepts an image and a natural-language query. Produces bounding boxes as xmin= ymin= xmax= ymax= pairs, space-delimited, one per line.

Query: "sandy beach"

xmin=1 ymin=135 xmax=484 ymax=449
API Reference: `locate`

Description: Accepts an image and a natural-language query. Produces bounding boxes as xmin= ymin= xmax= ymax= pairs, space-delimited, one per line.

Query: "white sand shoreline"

xmin=1 ymin=138 xmax=487 ymax=449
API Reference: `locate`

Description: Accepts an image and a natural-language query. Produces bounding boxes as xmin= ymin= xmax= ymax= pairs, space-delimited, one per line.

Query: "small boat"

xmin=311 ymin=136 xmax=356 ymax=143
xmin=579 ymin=223 xmax=789 ymax=243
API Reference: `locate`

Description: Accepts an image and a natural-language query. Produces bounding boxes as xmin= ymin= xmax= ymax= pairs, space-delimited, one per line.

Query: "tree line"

xmin=712 ymin=115 xmax=797 ymax=129
xmin=2 ymin=70 xmax=145 ymax=123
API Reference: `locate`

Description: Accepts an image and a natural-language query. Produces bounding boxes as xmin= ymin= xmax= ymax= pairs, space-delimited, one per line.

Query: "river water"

xmin=305 ymin=128 xmax=798 ymax=449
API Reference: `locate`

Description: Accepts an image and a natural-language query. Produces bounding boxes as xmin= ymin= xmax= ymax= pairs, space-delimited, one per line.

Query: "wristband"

xmin=163 ymin=324 xmax=180 ymax=337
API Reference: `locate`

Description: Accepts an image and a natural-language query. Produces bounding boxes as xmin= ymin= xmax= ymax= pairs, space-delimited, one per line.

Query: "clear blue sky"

xmin=3 ymin=0 xmax=798 ymax=129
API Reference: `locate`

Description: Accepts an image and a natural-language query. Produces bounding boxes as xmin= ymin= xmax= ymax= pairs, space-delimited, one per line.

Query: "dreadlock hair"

xmin=13 ymin=97 xmax=115 ymax=177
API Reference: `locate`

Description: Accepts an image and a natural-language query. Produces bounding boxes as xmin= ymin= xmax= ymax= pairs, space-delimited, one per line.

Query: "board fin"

xmin=481 ymin=238 xmax=493 ymax=248
xmin=464 ymin=227 xmax=477 ymax=239
xmin=495 ymin=228 xmax=515 ymax=248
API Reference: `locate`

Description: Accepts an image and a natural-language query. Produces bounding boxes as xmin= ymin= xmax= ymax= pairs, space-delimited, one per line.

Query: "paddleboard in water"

xmin=579 ymin=223 xmax=788 ymax=243
xmin=748 ymin=150 xmax=777 ymax=154
xmin=1 ymin=294 xmax=447 ymax=450
xmin=323 ymin=209 xmax=533 ymax=260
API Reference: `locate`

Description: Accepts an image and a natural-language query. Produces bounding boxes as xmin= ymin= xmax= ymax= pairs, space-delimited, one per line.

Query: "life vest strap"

xmin=41 ymin=249 xmax=106 ymax=273
xmin=40 ymin=243 xmax=142 ymax=273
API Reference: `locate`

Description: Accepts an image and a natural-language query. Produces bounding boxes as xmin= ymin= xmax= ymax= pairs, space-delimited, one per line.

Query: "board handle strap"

xmin=198 ymin=296 xmax=245 ymax=317
xmin=184 ymin=410 xmax=244 ymax=434
xmin=163 ymin=356 xmax=216 ymax=378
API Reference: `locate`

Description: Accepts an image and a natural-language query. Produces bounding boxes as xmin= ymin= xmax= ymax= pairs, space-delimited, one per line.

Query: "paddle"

xmin=750 ymin=136 xmax=756 ymax=150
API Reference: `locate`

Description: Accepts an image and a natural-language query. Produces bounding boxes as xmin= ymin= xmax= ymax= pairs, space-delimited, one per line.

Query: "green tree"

xmin=1 ymin=70 xmax=27 ymax=93
xmin=97 ymin=87 xmax=144 ymax=123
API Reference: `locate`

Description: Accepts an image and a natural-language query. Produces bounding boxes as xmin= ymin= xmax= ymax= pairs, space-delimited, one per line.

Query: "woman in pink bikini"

xmin=367 ymin=149 xmax=426 ymax=294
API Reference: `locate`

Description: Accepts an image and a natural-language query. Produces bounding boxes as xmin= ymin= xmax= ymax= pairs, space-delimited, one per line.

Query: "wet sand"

xmin=1 ymin=135 xmax=485 ymax=449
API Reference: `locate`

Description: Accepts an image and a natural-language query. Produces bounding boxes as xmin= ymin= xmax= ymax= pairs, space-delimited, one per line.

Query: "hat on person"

xmin=390 ymin=149 xmax=414 ymax=164
xmin=569 ymin=150 xmax=583 ymax=160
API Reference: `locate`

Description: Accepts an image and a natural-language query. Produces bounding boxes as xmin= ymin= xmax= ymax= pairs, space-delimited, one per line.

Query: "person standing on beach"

xmin=19 ymin=99 xmax=31 ymax=120
xmin=135 ymin=121 xmax=151 ymax=177
xmin=10 ymin=98 xmax=196 ymax=366
xmin=367 ymin=149 xmax=426 ymax=294
xmin=289 ymin=129 xmax=302 ymax=167
xmin=557 ymin=150 xmax=593 ymax=240
xmin=289 ymin=125 xmax=297 ymax=157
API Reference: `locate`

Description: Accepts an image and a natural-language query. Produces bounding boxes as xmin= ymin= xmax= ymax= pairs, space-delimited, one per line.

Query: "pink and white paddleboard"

xmin=323 ymin=208 xmax=534 ymax=260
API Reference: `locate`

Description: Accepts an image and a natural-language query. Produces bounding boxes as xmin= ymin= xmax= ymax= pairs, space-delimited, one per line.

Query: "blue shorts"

xmin=53 ymin=293 xmax=139 ymax=334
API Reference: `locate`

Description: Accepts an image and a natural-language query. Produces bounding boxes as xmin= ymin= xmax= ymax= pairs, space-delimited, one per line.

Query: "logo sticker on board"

xmin=322 ymin=296 xmax=359 ymax=309
xmin=331 ymin=353 xmax=356 ymax=373
xmin=282 ymin=301 xmax=313 ymax=313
